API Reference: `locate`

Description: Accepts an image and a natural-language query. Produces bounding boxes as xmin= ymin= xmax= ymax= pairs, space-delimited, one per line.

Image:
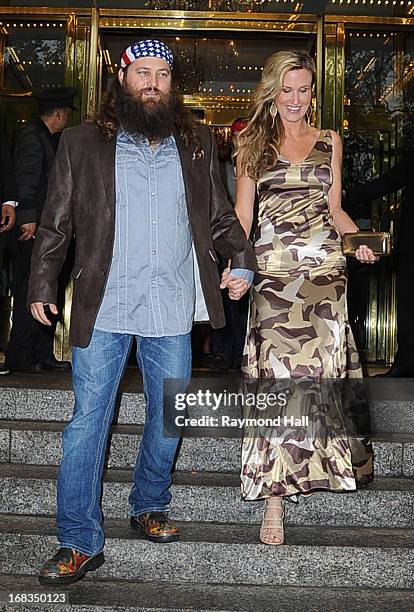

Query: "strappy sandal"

xmin=260 ymin=497 xmax=284 ymax=545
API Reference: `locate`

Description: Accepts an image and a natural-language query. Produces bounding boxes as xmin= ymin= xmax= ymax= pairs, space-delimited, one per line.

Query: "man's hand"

xmin=30 ymin=302 xmax=58 ymax=326
xmin=19 ymin=222 xmax=36 ymax=241
xmin=220 ymin=259 xmax=250 ymax=300
xmin=0 ymin=204 xmax=15 ymax=232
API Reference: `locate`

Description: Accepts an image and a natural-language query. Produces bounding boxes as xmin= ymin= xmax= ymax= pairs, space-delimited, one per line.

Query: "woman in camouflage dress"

xmin=233 ymin=51 xmax=375 ymax=545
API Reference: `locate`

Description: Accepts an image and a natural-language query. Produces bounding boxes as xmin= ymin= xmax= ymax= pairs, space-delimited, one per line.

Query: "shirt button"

xmin=152 ymin=220 xmax=156 ymax=224
xmin=152 ymin=250 xmax=156 ymax=255
xmin=151 ymin=192 xmax=155 ymax=196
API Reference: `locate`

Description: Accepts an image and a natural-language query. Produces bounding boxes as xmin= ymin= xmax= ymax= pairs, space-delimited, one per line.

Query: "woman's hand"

xmin=355 ymin=245 xmax=378 ymax=264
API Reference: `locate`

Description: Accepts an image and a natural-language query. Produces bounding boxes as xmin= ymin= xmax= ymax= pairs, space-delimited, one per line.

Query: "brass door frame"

xmin=322 ymin=21 xmax=345 ymax=133
xmin=99 ymin=8 xmax=319 ymax=29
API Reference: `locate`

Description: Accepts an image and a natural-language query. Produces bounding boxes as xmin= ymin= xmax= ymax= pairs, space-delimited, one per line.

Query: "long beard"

xmin=116 ymin=84 xmax=176 ymax=141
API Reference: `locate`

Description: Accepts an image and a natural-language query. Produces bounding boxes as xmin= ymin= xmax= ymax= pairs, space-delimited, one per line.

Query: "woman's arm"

xmin=207 ymin=128 xmax=257 ymax=272
xmin=234 ymin=156 xmax=256 ymax=238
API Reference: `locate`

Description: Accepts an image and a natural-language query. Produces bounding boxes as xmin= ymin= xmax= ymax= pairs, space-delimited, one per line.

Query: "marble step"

xmin=0 ymin=515 xmax=413 ymax=591
xmin=1 ymin=574 xmax=413 ymax=612
xmin=0 ymin=419 xmax=413 ymax=477
xmin=1 ymin=385 xmax=413 ymax=434
xmin=0 ymin=464 xmax=413 ymax=528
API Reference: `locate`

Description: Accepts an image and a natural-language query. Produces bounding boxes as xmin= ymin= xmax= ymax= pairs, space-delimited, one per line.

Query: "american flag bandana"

xmin=120 ymin=39 xmax=174 ymax=69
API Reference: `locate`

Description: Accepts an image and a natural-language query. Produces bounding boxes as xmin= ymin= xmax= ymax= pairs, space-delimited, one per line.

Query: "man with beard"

xmin=28 ymin=40 xmax=256 ymax=585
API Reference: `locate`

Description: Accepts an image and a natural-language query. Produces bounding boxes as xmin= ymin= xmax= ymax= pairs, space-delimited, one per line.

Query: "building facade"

xmin=1 ymin=0 xmax=414 ymax=364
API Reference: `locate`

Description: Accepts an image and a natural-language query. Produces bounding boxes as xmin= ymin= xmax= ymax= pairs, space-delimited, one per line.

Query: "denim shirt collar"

xmin=117 ymin=127 xmax=175 ymax=152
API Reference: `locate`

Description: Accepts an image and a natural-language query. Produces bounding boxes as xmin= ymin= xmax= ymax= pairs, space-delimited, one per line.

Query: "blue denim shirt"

xmin=95 ymin=129 xmax=195 ymax=336
xmin=95 ymin=129 xmax=253 ymax=338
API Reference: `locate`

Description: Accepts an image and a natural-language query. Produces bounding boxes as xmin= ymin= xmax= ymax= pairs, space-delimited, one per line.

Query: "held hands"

xmin=30 ymin=302 xmax=58 ymax=326
xmin=220 ymin=259 xmax=250 ymax=300
xmin=355 ymin=245 xmax=378 ymax=264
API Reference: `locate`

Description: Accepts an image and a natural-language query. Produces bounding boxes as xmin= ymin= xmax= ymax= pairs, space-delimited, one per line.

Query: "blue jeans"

xmin=56 ymin=328 xmax=191 ymax=556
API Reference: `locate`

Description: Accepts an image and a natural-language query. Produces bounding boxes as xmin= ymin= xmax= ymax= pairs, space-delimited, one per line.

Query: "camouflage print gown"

xmin=241 ymin=130 xmax=374 ymax=500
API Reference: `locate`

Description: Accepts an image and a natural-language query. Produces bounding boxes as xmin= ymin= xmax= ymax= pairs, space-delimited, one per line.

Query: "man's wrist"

xmin=229 ymin=268 xmax=254 ymax=284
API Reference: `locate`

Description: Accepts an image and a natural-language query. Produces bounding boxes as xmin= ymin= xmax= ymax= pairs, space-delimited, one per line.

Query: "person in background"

xmin=207 ymin=118 xmax=251 ymax=370
xmin=346 ymin=151 xmax=414 ymax=377
xmin=0 ymin=130 xmax=17 ymax=375
xmin=3 ymin=87 xmax=75 ymax=374
xmin=0 ymin=129 xmax=17 ymax=234
xmin=220 ymin=118 xmax=247 ymax=204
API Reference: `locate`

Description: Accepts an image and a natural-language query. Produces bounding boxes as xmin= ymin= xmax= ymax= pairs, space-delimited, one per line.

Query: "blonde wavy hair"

xmin=235 ymin=50 xmax=316 ymax=182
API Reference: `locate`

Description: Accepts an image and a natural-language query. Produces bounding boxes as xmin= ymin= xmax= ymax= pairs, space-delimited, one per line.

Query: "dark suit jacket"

xmin=14 ymin=118 xmax=58 ymax=225
xmin=347 ymin=150 xmax=414 ymax=255
xmin=27 ymin=122 xmax=257 ymax=347
xmin=0 ymin=131 xmax=17 ymax=204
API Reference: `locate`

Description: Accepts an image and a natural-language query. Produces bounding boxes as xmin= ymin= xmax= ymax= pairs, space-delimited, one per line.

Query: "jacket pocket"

xmin=70 ymin=264 xmax=83 ymax=280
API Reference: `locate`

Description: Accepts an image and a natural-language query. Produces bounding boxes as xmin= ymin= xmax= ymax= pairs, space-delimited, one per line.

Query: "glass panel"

xmin=343 ymin=26 xmax=414 ymax=363
xmin=2 ymin=20 xmax=66 ymax=93
xmin=100 ymin=27 xmax=315 ymax=161
xmin=0 ymin=21 xmax=66 ymax=141
xmin=100 ymin=29 xmax=316 ymax=126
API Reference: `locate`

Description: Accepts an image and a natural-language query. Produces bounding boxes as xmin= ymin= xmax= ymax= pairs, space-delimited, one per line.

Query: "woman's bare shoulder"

xmin=324 ymin=129 xmax=342 ymax=144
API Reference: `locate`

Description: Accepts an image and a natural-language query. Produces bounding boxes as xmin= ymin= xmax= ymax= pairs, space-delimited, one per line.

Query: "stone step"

xmin=0 ymin=419 xmax=413 ymax=477
xmin=0 ymin=388 xmax=147 ymax=425
xmin=1 ymin=386 xmax=413 ymax=433
xmin=1 ymin=573 xmax=413 ymax=612
xmin=0 ymin=464 xmax=413 ymax=528
xmin=0 ymin=515 xmax=413 ymax=591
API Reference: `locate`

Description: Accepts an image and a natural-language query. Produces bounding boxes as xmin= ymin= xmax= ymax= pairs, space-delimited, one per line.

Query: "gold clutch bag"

xmin=342 ymin=231 xmax=392 ymax=257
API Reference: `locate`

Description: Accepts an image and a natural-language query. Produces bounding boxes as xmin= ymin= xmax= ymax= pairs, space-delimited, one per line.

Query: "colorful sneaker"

xmin=130 ymin=511 xmax=180 ymax=543
xmin=38 ymin=547 xmax=104 ymax=586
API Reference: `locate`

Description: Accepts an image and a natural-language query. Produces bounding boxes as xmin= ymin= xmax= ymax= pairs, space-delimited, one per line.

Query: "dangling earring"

xmin=305 ymin=104 xmax=313 ymax=125
xmin=270 ymin=101 xmax=278 ymax=128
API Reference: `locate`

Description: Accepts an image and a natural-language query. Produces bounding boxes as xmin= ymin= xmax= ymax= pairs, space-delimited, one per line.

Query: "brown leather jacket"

xmin=28 ymin=122 xmax=257 ymax=347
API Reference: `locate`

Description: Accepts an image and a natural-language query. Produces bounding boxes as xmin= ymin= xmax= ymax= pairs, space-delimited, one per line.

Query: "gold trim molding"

xmin=100 ymin=9 xmax=317 ymax=22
